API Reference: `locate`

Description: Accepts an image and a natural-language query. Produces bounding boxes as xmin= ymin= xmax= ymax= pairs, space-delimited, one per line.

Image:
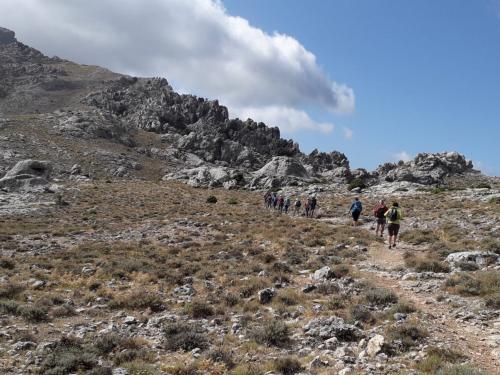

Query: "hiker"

xmin=385 ymin=202 xmax=403 ymax=249
xmin=349 ymin=197 xmax=363 ymax=226
xmin=284 ymin=196 xmax=291 ymax=214
xmin=278 ymin=195 xmax=285 ymax=212
xmin=304 ymin=198 xmax=311 ymax=217
xmin=373 ymin=199 xmax=388 ymax=237
xmin=266 ymin=193 xmax=273 ymax=209
xmin=264 ymin=191 xmax=271 ymax=207
xmin=310 ymin=195 xmax=317 ymax=217
xmin=272 ymin=192 xmax=278 ymax=209
xmin=294 ymin=198 xmax=302 ymax=215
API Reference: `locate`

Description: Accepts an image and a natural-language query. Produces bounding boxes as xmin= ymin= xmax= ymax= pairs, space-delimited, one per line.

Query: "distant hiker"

xmin=266 ymin=193 xmax=273 ymax=209
xmin=278 ymin=195 xmax=285 ymax=212
xmin=310 ymin=195 xmax=317 ymax=217
xmin=385 ymin=202 xmax=403 ymax=249
xmin=284 ymin=196 xmax=291 ymax=214
xmin=294 ymin=198 xmax=302 ymax=215
xmin=349 ymin=197 xmax=363 ymax=226
xmin=373 ymin=199 xmax=388 ymax=237
xmin=272 ymin=192 xmax=278 ymax=209
xmin=304 ymin=198 xmax=311 ymax=217
xmin=264 ymin=191 xmax=271 ymax=206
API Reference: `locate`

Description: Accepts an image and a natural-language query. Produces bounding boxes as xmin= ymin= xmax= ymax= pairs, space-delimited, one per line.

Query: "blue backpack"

xmin=352 ymin=201 xmax=362 ymax=213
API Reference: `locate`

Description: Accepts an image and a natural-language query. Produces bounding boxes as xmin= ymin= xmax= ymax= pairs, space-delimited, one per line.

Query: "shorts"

xmin=352 ymin=211 xmax=361 ymax=221
xmin=388 ymin=223 xmax=400 ymax=236
xmin=377 ymin=217 xmax=386 ymax=225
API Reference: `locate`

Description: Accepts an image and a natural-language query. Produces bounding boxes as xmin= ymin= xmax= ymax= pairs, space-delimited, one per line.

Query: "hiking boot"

xmin=393 ymin=243 xmax=397 ymax=248
xmin=388 ymin=245 xmax=392 ymax=249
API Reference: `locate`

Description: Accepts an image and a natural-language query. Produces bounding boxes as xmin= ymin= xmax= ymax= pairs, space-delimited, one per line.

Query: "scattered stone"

xmin=366 ymin=335 xmax=385 ymax=357
xmin=258 ymin=288 xmax=276 ymax=304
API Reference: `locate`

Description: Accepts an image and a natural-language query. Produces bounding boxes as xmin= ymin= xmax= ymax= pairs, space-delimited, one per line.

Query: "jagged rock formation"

xmin=0 ymin=26 xmax=492 ymax=190
xmin=375 ymin=152 xmax=476 ymax=185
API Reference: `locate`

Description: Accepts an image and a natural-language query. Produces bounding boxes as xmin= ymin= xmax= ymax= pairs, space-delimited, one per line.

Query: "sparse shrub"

xmin=489 ymin=196 xmax=500 ymax=204
xmin=39 ymin=337 xmax=99 ymax=375
xmin=163 ymin=322 xmax=208 ymax=351
xmin=326 ymin=297 xmax=346 ymax=310
xmin=223 ymin=292 xmax=240 ymax=307
xmin=109 ymin=290 xmax=165 ymax=312
xmin=436 ymin=364 xmax=487 ymax=375
xmin=331 ymin=264 xmax=350 ymax=278
xmin=0 ymin=258 xmax=15 ymax=269
xmin=185 ymin=300 xmax=215 ymax=319
xmin=393 ymin=300 xmax=417 ymax=314
xmin=414 ymin=259 xmax=450 ymax=273
xmin=206 ymin=195 xmax=218 ymax=204
xmin=348 ymin=178 xmax=366 ymax=191
xmin=364 ymin=287 xmax=398 ymax=306
xmin=387 ymin=322 xmax=428 ymax=351
xmin=51 ymin=303 xmax=76 ymax=318
xmin=445 ymin=271 xmax=500 ymax=298
xmin=88 ymin=368 xmax=113 ymax=375
xmin=0 ymin=299 xmax=20 ymax=315
xmin=456 ymin=261 xmax=479 ymax=271
xmin=315 ymin=282 xmax=340 ymax=295
xmin=227 ymin=198 xmax=238 ymax=205
xmin=278 ymin=289 xmax=300 ymax=306
xmin=114 ymin=349 xmax=154 ymax=366
xmin=250 ymin=319 xmax=290 ymax=347
xmin=231 ymin=364 xmax=264 ymax=375
xmin=431 ymin=187 xmax=447 ymax=194
xmin=273 ymin=357 xmax=303 ymax=375
xmin=474 ymin=182 xmax=491 ymax=189
xmin=349 ymin=304 xmax=374 ymax=323
xmin=19 ymin=304 xmax=49 ymax=323
xmin=485 ymin=293 xmax=500 ymax=309
xmin=95 ymin=333 xmax=122 ymax=355
xmin=401 ymin=229 xmax=439 ymax=245
xmin=0 ymin=282 xmax=24 ymax=299
xmin=208 ymin=347 xmax=235 ymax=369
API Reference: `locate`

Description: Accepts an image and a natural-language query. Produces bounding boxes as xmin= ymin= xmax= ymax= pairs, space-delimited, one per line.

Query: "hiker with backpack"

xmin=272 ymin=192 xmax=278 ymax=210
xmin=278 ymin=195 xmax=285 ymax=212
xmin=284 ymin=196 xmax=291 ymax=214
xmin=304 ymin=198 xmax=311 ymax=217
xmin=373 ymin=199 xmax=388 ymax=237
xmin=349 ymin=197 xmax=363 ymax=226
xmin=294 ymin=198 xmax=302 ymax=215
xmin=310 ymin=195 xmax=317 ymax=218
xmin=385 ymin=202 xmax=403 ymax=249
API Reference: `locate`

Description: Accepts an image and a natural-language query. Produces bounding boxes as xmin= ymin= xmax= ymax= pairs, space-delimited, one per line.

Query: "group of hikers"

xmin=264 ymin=192 xmax=318 ymax=217
xmin=349 ymin=197 xmax=403 ymax=249
xmin=264 ymin=192 xmax=402 ymax=249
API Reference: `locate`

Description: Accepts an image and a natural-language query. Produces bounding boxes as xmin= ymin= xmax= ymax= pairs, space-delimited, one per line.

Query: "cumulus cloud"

xmin=233 ymin=106 xmax=334 ymax=135
xmin=393 ymin=151 xmax=412 ymax=162
xmin=0 ymin=0 xmax=354 ymax=134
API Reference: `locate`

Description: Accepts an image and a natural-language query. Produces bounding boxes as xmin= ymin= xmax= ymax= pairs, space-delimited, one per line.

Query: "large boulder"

xmin=304 ymin=316 xmax=362 ymax=342
xmin=254 ymin=156 xmax=309 ymax=178
xmin=445 ymin=251 xmax=498 ymax=269
xmin=0 ymin=160 xmax=52 ymax=191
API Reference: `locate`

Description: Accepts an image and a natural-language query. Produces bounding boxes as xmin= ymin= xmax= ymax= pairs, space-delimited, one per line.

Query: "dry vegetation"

xmin=0 ymin=180 xmax=498 ymax=374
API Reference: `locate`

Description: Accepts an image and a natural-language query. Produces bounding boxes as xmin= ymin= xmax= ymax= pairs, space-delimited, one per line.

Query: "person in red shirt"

xmin=373 ymin=199 xmax=388 ymax=237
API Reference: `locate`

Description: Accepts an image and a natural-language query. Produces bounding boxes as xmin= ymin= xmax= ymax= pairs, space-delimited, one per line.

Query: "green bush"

xmin=489 ymin=196 xmax=500 ymax=204
xmin=39 ymin=337 xmax=99 ymax=375
xmin=163 ymin=322 xmax=208 ymax=351
xmin=227 ymin=197 xmax=238 ymax=205
xmin=250 ymin=319 xmax=290 ymax=347
xmin=273 ymin=357 xmax=303 ymax=375
xmin=364 ymin=287 xmax=398 ymax=306
xmin=347 ymin=178 xmax=366 ymax=191
xmin=387 ymin=323 xmax=428 ymax=351
xmin=206 ymin=195 xmax=218 ymax=204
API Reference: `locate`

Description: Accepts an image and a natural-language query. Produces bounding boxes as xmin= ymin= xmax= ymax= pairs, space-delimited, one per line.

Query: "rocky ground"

xmin=0 ymin=180 xmax=499 ymax=375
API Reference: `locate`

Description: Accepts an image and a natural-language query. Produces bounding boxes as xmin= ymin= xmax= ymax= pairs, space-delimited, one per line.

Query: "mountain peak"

xmin=0 ymin=27 xmax=16 ymax=44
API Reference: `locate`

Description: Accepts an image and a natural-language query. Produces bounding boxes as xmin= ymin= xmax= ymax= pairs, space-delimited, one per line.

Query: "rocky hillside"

xmin=0 ymin=26 xmax=492 ymax=193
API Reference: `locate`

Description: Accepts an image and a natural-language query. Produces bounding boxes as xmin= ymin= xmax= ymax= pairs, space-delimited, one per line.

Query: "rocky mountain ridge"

xmin=0 ymin=27 xmax=490 ymax=192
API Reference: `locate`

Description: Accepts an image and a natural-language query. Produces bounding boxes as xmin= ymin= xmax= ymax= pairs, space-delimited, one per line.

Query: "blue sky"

xmin=224 ymin=0 xmax=500 ymax=174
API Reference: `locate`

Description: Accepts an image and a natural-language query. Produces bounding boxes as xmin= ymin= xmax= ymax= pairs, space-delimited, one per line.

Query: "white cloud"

xmin=232 ymin=106 xmax=334 ymax=135
xmin=0 ymin=0 xmax=354 ymax=134
xmin=392 ymin=151 xmax=412 ymax=162
xmin=342 ymin=126 xmax=354 ymax=140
